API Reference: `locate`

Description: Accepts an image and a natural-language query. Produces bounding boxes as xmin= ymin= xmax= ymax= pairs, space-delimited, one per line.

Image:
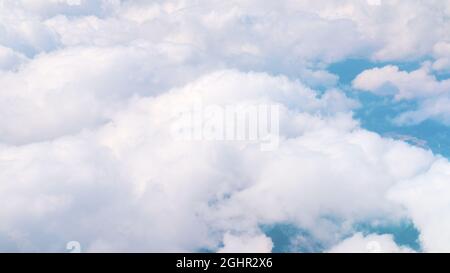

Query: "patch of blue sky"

xmin=262 ymin=223 xmax=324 ymax=253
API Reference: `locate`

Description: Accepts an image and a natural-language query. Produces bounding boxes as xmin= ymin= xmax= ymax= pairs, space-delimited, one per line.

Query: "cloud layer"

xmin=0 ymin=0 xmax=450 ymax=252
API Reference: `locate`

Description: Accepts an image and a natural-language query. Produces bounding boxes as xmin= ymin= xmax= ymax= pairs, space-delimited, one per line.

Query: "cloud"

xmin=0 ymin=43 xmax=211 ymax=145
xmin=0 ymin=2 xmax=60 ymax=56
xmin=1 ymin=0 xmax=449 ymax=64
xmin=388 ymin=158 xmax=450 ymax=252
xmin=28 ymin=0 xmax=450 ymax=72
xmin=353 ymin=64 xmax=450 ymax=125
xmin=353 ymin=65 xmax=450 ymax=100
xmin=217 ymin=233 xmax=273 ymax=253
xmin=0 ymin=0 xmax=450 ymax=253
xmin=0 ymin=45 xmax=27 ymax=70
xmin=0 ymin=70 xmax=446 ymax=252
xmin=15 ymin=0 xmax=117 ymax=19
xmin=432 ymin=42 xmax=450 ymax=73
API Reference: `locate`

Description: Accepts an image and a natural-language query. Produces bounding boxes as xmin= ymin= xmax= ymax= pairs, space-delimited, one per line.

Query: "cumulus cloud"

xmin=23 ymin=0 xmax=450 ymax=73
xmin=389 ymin=159 xmax=450 ymax=252
xmin=0 ymin=45 xmax=27 ymax=70
xmin=432 ymin=42 xmax=450 ymax=73
xmin=0 ymin=69 xmax=446 ymax=252
xmin=353 ymin=64 xmax=450 ymax=124
xmin=353 ymin=65 xmax=450 ymax=100
xmin=0 ymin=2 xmax=60 ymax=56
xmin=0 ymin=0 xmax=450 ymax=253
xmin=0 ymin=42 xmax=212 ymax=145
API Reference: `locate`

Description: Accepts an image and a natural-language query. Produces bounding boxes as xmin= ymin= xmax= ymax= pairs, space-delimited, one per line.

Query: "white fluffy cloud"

xmin=0 ymin=45 xmax=27 ymax=70
xmin=432 ymin=42 xmax=450 ymax=73
xmin=0 ymin=43 xmax=212 ymax=145
xmin=353 ymin=65 xmax=450 ymax=100
xmin=353 ymin=64 xmax=450 ymax=100
xmin=388 ymin=159 xmax=450 ymax=252
xmin=12 ymin=0 xmax=448 ymax=72
xmin=0 ymin=69 xmax=446 ymax=252
xmin=0 ymin=0 xmax=450 ymax=253
xmin=1 ymin=0 xmax=449 ymax=63
xmin=353 ymin=64 xmax=450 ymax=124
